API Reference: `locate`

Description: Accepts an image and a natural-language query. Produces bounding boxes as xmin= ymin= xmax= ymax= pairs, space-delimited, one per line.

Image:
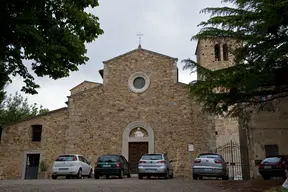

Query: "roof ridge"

xmin=102 ymin=47 xmax=178 ymax=64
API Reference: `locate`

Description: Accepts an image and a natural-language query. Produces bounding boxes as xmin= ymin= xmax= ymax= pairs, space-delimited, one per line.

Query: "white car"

xmin=51 ymin=154 xmax=93 ymax=179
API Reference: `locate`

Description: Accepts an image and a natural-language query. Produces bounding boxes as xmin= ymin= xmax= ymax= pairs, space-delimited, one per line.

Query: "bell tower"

xmin=195 ymin=38 xmax=242 ymax=178
xmin=195 ymin=38 xmax=237 ymax=73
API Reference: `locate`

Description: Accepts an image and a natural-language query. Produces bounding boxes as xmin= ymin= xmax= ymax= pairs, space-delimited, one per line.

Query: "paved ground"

xmin=0 ymin=177 xmax=284 ymax=192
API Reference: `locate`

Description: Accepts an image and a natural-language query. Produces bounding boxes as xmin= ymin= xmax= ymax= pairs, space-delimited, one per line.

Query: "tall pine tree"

xmin=183 ymin=0 xmax=288 ymax=117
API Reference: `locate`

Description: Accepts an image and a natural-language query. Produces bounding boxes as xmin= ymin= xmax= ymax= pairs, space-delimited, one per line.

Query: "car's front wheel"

xmin=76 ymin=168 xmax=82 ymax=179
xmin=88 ymin=169 xmax=93 ymax=178
xmin=52 ymin=175 xmax=57 ymax=180
xmin=164 ymin=170 xmax=169 ymax=179
xmin=119 ymin=169 xmax=124 ymax=179
xmin=138 ymin=174 xmax=143 ymax=179
xmin=127 ymin=169 xmax=131 ymax=178
xmin=170 ymin=171 xmax=174 ymax=178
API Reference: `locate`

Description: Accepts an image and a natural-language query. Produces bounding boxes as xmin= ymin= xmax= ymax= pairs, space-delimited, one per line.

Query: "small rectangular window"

xmin=214 ymin=44 xmax=221 ymax=61
xmin=223 ymin=44 xmax=229 ymax=61
xmin=260 ymin=95 xmax=274 ymax=112
xmin=31 ymin=125 xmax=42 ymax=142
xmin=264 ymin=144 xmax=279 ymax=157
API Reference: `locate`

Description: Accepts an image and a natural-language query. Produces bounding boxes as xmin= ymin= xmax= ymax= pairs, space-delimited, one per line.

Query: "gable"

xmin=102 ymin=47 xmax=178 ymax=65
xmin=70 ymin=81 xmax=102 ymax=95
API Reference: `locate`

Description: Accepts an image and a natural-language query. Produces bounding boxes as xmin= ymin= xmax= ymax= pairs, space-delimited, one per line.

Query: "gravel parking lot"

xmin=0 ymin=176 xmax=283 ymax=192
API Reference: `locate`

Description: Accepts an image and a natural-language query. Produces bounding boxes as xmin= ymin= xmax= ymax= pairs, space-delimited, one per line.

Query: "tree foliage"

xmin=0 ymin=62 xmax=10 ymax=105
xmin=0 ymin=92 xmax=49 ymax=126
xmin=182 ymin=0 xmax=288 ymax=117
xmin=1 ymin=0 xmax=104 ymax=94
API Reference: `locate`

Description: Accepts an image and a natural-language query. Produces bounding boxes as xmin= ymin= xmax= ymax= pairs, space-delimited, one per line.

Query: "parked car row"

xmin=51 ymin=152 xmax=288 ymax=181
xmin=191 ymin=153 xmax=288 ymax=181
xmin=51 ymin=153 xmax=175 ymax=180
xmin=53 ymin=152 xmax=288 ymax=181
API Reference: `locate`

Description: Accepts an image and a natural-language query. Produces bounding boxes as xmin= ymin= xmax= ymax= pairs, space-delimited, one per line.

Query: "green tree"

xmin=1 ymin=0 xmax=104 ymax=95
xmin=0 ymin=92 xmax=49 ymax=126
xmin=0 ymin=62 xmax=10 ymax=105
xmin=183 ymin=0 xmax=288 ymax=117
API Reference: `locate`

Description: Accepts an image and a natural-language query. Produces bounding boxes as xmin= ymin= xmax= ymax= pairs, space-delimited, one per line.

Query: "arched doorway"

xmin=122 ymin=121 xmax=154 ymax=174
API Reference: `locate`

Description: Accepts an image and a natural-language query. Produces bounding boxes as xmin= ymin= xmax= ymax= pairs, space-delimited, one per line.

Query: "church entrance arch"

xmin=122 ymin=121 xmax=154 ymax=174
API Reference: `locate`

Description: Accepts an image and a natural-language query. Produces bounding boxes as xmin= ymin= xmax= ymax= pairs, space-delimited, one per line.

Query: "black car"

xmin=94 ymin=154 xmax=131 ymax=179
xmin=258 ymin=155 xmax=288 ymax=180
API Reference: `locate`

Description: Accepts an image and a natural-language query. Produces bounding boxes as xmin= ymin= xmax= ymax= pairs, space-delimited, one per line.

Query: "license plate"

xmin=102 ymin=165 xmax=111 ymax=168
xmin=264 ymin=166 xmax=271 ymax=169
xmin=146 ymin=169 xmax=156 ymax=172
xmin=59 ymin=168 xmax=68 ymax=170
xmin=204 ymin=169 xmax=213 ymax=172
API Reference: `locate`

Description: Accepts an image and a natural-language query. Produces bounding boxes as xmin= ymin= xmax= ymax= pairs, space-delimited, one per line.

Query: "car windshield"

xmin=141 ymin=154 xmax=162 ymax=160
xmin=98 ymin=155 xmax=119 ymax=162
xmin=198 ymin=154 xmax=220 ymax=159
xmin=56 ymin=155 xmax=76 ymax=161
xmin=263 ymin=157 xmax=281 ymax=163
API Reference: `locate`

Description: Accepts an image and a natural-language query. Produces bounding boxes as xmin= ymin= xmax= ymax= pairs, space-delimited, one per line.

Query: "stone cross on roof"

xmin=137 ymin=32 xmax=143 ymax=48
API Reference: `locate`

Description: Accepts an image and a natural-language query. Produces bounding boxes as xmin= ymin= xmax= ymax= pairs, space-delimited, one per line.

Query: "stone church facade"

xmin=1 ymin=38 xmax=285 ymax=180
xmin=0 ymin=45 xmax=218 ymax=179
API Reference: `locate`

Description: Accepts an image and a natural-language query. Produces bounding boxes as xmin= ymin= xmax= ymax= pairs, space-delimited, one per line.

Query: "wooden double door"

xmin=128 ymin=142 xmax=148 ymax=174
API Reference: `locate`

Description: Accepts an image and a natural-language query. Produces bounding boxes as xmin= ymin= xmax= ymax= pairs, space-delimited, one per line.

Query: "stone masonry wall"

xmin=215 ymin=117 xmax=239 ymax=147
xmin=0 ymin=108 xmax=68 ymax=179
xmin=65 ymin=48 xmax=216 ymax=177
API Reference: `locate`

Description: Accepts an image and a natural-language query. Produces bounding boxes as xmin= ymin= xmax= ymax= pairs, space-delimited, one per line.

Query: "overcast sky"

xmin=6 ymin=0 xmax=226 ymax=111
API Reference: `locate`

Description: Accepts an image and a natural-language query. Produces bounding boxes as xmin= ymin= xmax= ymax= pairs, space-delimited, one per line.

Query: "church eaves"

xmin=102 ymin=47 xmax=178 ymax=64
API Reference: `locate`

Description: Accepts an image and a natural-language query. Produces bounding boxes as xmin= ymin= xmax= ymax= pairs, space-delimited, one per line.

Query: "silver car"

xmin=192 ymin=153 xmax=229 ymax=180
xmin=137 ymin=153 xmax=174 ymax=179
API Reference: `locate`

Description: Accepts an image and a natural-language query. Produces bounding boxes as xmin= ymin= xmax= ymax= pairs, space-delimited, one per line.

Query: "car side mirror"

xmin=87 ymin=161 xmax=91 ymax=165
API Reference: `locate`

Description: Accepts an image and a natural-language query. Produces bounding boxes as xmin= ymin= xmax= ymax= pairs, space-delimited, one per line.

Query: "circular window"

xmin=133 ymin=77 xmax=146 ymax=89
xmin=128 ymin=72 xmax=150 ymax=93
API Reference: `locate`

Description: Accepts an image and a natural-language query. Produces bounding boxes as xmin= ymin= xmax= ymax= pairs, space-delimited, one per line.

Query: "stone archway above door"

xmin=129 ymin=127 xmax=149 ymax=138
xmin=122 ymin=121 xmax=154 ymax=161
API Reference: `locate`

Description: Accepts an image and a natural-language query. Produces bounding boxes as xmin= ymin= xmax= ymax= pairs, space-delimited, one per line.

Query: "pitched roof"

xmin=102 ymin=47 xmax=178 ymax=64
xmin=69 ymin=81 xmax=100 ymax=91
